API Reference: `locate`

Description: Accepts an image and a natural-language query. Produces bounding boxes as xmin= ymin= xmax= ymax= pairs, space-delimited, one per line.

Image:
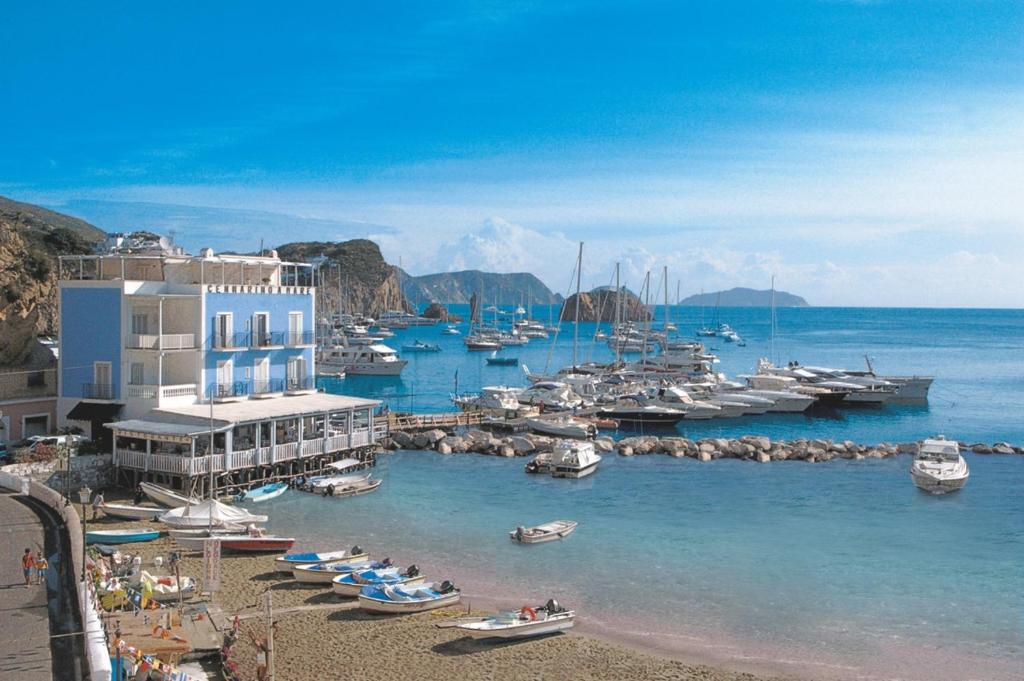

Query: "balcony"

xmin=82 ymin=382 xmax=114 ymax=400
xmin=285 ymin=331 xmax=315 ymax=347
xmin=210 ymin=332 xmax=250 ymax=351
xmin=251 ymin=331 xmax=285 ymax=349
xmin=125 ymin=383 xmax=199 ymax=401
xmin=285 ymin=376 xmax=317 ymax=394
xmin=211 ymin=381 xmax=249 ymax=401
xmin=251 ymin=378 xmax=285 ymax=398
xmin=128 ymin=333 xmax=197 ymax=350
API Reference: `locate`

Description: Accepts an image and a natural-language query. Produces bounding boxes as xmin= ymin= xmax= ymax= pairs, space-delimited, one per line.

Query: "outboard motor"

xmin=545 ymin=598 xmax=563 ymax=614
xmin=351 ymin=545 xmax=363 ymax=556
xmin=405 ymin=564 xmax=420 ymax=578
xmin=381 ymin=556 xmax=393 ymax=567
xmin=515 ymin=526 xmax=525 ymax=541
xmin=438 ymin=580 xmax=456 ymax=594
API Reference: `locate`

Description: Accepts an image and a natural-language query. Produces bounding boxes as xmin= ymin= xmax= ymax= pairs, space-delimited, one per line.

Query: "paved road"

xmin=0 ymin=492 xmax=54 ymax=680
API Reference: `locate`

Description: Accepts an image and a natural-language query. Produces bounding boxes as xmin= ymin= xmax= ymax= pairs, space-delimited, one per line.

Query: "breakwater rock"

xmin=383 ymin=431 xmax=1023 ymax=462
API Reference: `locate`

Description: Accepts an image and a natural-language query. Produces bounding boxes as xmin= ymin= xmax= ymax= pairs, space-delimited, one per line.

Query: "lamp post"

xmin=77 ymin=485 xmax=91 ymax=584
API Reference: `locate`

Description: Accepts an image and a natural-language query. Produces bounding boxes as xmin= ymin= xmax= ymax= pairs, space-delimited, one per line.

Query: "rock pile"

xmin=384 ymin=429 xmax=615 ymax=457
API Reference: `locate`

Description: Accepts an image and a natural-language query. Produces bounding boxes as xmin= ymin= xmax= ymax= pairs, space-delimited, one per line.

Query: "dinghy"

xmin=453 ymin=599 xmax=575 ymax=640
xmin=331 ymin=565 xmax=424 ymax=597
xmin=140 ymin=482 xmax=200 ymax=508
xmin=358 ymin=581 xmax=461 ymax=614
xmin=220 ymin=534 xmax=295 ymax=553
xmin=240 ymin=482 xmax=288 ymax=503
xmin=292 ymin=557 xmax=385 ymax=584
xmin=322 ymin=477 xmax=382 ymax=497
xmin=510 ymin=520 xmax=578 ymax=544
xmin=98 ymin=502 xmax=164 ymax=521
xmin=86 ymin=528 xmax=161 ymax=545
xmin=171 ymin=527 xmax=251 ymax=550
xmin=274 ymin=546 xmax=369 ymax=572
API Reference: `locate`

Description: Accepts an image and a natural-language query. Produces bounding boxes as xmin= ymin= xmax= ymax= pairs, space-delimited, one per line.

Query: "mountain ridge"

xmin=680 ymin=287 xmax=808 ymax=307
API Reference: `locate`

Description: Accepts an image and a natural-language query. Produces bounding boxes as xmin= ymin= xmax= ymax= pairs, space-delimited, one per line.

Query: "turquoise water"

xmin=289 ymin=307 xmax=1024 ymax=679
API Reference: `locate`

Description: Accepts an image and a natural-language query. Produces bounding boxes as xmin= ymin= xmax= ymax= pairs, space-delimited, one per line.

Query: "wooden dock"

xmin=388 ymin=411 xmax=484 ymax=431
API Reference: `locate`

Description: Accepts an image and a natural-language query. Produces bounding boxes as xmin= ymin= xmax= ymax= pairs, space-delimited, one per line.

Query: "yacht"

xmin=910 ymin=438 xmax=969 ymax=494
xmin=549 ymin=440 xmax=602 ymax=478
xmin=317 ymin=343 xmax=407 ymax=376
xmin=452 ymin=386 xmax=533 ymax=418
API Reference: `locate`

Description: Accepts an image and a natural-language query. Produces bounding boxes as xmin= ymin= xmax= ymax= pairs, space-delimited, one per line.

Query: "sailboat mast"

xmin=614 ymin=262 xmax=621 ymax=364
xmin=662 ymin=266 xmax=669 ymax=334
xmin=770 ymin=275 xmax=776 ymax=364
xmin=641 ymin=270 xmax=650 ymax=370
xmin=572 ymin=242 xmax=583 ymax=368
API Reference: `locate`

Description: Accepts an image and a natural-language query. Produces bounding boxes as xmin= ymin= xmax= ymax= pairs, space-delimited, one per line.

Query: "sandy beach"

xmin=94 ymin=505 xmax=800 ymax=681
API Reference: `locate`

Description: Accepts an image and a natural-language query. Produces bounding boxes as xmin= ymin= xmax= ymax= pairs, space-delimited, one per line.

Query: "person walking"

xmin=92 ymin=490 xmax=104 ymax=519
xmin=34 ymin=551 xmax=48 ymax=585
xmin=21 ymin=548 xmax=34 ymax=588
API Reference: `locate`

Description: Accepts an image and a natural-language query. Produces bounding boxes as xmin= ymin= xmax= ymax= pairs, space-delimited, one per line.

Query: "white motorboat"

xmin=550 ymin=440 xmax=601 ymax=478
xmin=452 ymin=386 xmax=534 ymax=418
xmin=358 ymin=581 xmax=461 ymax=614
xmin=98 ymin=502 xmax=164 ymax=521
xmin=274 ymin=546 xmax=369 ymax=572
xmin=140 ymin=482 xmax=200 ymax=508
xmin=526 ymin=416 xmax=596 ymax=439
xmin=510 ymin=520 xmax=578 ymax=544
xmin=911 ymin=438 xmax=969 ymax=494
xmin=292 ymin=558 xmax=382 ymax=583
xmin=442 ymin=325 xmax=461 ymax=335
xmin=453 ymin=599 xmax=575 ymax=640
xmin=317 ymin=343 xmax=407 ymax=376
xmin=332 ymin=565 xmax=425 ymax=597
xmin=322 ymin=477 xmax=382 ymax=497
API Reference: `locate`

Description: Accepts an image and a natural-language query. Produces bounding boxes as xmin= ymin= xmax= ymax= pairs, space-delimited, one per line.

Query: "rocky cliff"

xmin=560 ymin=287 xmax=651 ymax=322
xmin=680 ymin=287 xmax=809 ymax=307
xmin=0 ymin=197 xmax=105 ymax=366
xmin=276 ymin=239 xmax=413 ymax=317
xmin=399 ymin=269 xmax=561 ymax=306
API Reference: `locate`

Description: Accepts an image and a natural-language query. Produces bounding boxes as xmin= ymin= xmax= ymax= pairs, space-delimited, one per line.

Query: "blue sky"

xmin=2 ymin=1 xmax=1022 ymax=306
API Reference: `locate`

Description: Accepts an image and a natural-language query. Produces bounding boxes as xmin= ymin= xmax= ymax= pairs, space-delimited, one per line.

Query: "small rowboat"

xmin=323 ymin=477 xmax=382 ymax=497
xmin=332 ymin=566 xmax=424 ymax=597
xmin=240 ymin=482 xmax=288 ymax=503
xmin=219 ymin=535 xmax=295 ymax=553
xmin=291 ymin=558 xmax=382 ymax=584
xmin=510 ymin=520 xmax=578 ymax=544
xmin=140 ymin=482 xmax=199 ymax=508
xmin=98 ymin=502 xmax=164 ymax=521
xmin=358 ymin=581 xmax=461 ymax=614
xmin=453 ymin=599 xmax=575 ymax=640
xmin=170 ymin=528 xmax=248 ymax=550
xmin=86 ymin=528 xmax=161 ymax=545
xmin=274 ymin=546 xmax=368 ymax=572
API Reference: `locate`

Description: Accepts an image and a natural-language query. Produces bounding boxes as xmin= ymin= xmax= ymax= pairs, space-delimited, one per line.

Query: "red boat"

xmin=219 ymin=536 xmax=296 ymax=553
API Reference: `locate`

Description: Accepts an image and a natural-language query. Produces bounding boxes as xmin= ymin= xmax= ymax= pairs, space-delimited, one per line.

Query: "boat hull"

xmin=99 ymin=503 xmax=164 ymax=521
xmin=319 ymin=360 xmax=406 ymax=376
xmin=358 ymin=591 xmax=461 ymax=614
xmin=332 ymin=575 xmax=425 ymax=597
xmin=86 ymin=529 xmax=161 ymax=545
xmin=274 ymin=551 xmax=367 ymax=572
xmin=291 ymin=559 xmax=373 ymax=583
xmin=458 ymin=613 xmax=575 ymax=640
xmin=140 ymin=482 xmax=198 ymax=508
xmin=220 ymin=537 xmax=295 ymax=553
xmin=911 ymin=469 xmax=968 ymax=495
xmin=551 ymin=461 xmax=599 ymax=479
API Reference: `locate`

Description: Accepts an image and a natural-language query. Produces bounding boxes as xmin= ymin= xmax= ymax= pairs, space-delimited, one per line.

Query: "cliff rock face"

xmin=276 ymin=239 xmax=413 ymax=317
xmin=0 ymin=197 xmax=104 ymax=366
xmin=400 ymin=269 xmax=561 ymax=305
xmin=560 ymin=288 xmax=651 ymax=322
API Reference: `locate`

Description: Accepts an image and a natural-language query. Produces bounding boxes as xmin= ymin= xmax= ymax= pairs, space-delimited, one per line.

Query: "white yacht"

xmin=452 ymin=386 xmax=534 ymax=418
xmin=549 ymin=440 xmax=601 ymax=478
xmin=318 ymin=343 xmax=407 ymax=376
xmin=910 ymin=438 xmax=969 ymax=494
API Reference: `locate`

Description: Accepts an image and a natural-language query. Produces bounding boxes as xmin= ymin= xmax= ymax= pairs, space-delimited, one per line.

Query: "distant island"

xmin=680 ymin=287 xmax=808 ymax=307
xmin=399 ymin=269 xmax=561 ymax=306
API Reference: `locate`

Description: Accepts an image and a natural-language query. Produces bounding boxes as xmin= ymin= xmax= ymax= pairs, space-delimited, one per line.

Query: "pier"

xmin=387 ymin=411 xmax=484 ymax=431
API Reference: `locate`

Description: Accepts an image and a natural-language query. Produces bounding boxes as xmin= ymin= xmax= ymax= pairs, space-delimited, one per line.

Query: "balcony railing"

xmin=251 ymin=331 xmax=286 ymax=348
xmin=126 ymin=383 xmax=199 ymax=400
xmin=128 ymin=333 xmax=197 ymax=350
xmin=211 ymin=332 xmax=250 ymax=350
xmin=251 ymin=378 xmax=285 ymax=396
xmin=286 ymin=376 xmax=316 ymax=393
xmin=286 ymin=331 xmax=315 ymax=347
xmin=211 ymin=381 xmax=249 ymax=399
xmin=82 ymin=382 xmax=114 ymax=399
xmin=113 ymin=427 xmax=383 ymax=474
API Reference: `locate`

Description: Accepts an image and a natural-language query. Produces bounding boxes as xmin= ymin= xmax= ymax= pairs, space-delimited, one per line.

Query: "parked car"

xmin=4 ymin=434 xmax=87 ymax=459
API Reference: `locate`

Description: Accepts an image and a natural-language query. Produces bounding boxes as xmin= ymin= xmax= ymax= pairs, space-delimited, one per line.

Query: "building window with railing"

xmin=233 ymin=423 xmax=257 ymax=451
xmin=276 ymin=418 xmax=299 ymax=444
xmin=353 ymin=408 xmax=370 ymax=431
xmin=214 ymin=312 xmax=234 ymax=348
xmin=302 ymin=414 xmax=325 ymax=440
xmin=329 ymin=411 xmax=350 ymax=436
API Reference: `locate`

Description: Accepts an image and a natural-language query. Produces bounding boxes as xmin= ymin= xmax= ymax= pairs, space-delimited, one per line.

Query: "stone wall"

xmin=3 ymin=453 xmax=116 ymax=491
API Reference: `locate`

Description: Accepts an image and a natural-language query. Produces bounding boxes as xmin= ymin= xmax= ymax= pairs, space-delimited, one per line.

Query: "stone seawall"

xmin=384 ymin=430 xmax=1023 ymax=463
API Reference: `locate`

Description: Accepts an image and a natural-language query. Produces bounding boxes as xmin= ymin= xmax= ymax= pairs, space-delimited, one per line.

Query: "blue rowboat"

xmin=240 ymin=481 xmax=288 ymax=503
xmin=273 ymin=545 xmax=369 ymax=572
xmin=332 ymin=565 xmax=424 ymax=597
xmin=358 ymin=580 xmax=461 ymax=613
xmin=291 ymin=557 xmax=388 ymax=584
xmin=85 ymin=528 xmax=161 ymax=545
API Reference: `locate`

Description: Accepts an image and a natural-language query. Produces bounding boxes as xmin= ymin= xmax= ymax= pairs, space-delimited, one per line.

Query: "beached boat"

xmin=140 ymin=481 xmax=199 ymax=508
xmin=274 ymin=546 xmax=368 ymax=572
xmin=138 ymin=571 xmax=197 ymax=602
xmin=401 ymin=340 xmax=441 ymax=352
xmin=331 ymin=565 xmax=424 ymax=597
xmin=98 ymin=502 xmax=164 ymax=521
xmin=910 ymin=438 xmax=969 ymax=494
xmin=550 ymin=440 xmax=601 ymax=478
xmin=86 ymin=528 xmax=161 ymax=545
xmin=526 ymin=416 xmax=596 ymax=439
xmin=292 ymin=558 xmax=384 ymax=583
xmin=358 ymin=581 xmax=461 ymax=614
xmin=453 ymin=600 xmax=575 ymax=640
xmin=170 ymin=527 xmax=246 ymax=550
xmin=240 ymin=481 xmax=288 ymax=503
xmin=219 ymin=534 xmax=295 ymax=553
xmin=159 ymin=498 xmax=267 ymax=529
xmin=510 ymin=520 xmax=578 ymax=544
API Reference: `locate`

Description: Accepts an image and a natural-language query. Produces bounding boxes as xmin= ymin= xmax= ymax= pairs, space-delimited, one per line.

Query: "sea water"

xmin=279 ymin=306 xmax=1024 ymax=680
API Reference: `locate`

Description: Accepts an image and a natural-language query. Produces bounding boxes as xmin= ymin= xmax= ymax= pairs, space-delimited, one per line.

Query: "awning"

xmin=104 ymin=418 xmax=231 ymax=442
xmin=67 ymin=402 xmax=124 ymax=422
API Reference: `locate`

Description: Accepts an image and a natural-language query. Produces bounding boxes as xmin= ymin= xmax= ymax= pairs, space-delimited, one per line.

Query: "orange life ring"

xmin=520 ymin=606 xmax=537 ymax=621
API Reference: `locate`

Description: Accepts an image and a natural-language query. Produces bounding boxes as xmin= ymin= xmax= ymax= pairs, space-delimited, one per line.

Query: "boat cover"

xmin=159 ymin=499 xmax=267 ymax=527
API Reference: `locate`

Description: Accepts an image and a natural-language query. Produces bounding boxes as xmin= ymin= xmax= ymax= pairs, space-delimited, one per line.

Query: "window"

xmin=130 ymin=362 xmax=145 ymax=385
xmin=288 ymin=312 xmax=303 ymax=345
xmin=93 ymin=362 xmax=112 ymax=398
xmin=328 ymin=411 xmax=349 ymax=436
xmin=287 ymin=356 xmax=307 ymax=390
xmin=276 ymin=418 xmax=299 ymax=444
xmin=216 ymin=359 xmax=233 ymax=396
xmin=131 ymin=312 xmax=149 ymax=335
xmin=259 ymin=421 xmax=273 ymax=448
xmin=232 ymin=423 xmax=257 ymax=451
xmin=353 ymin=408 xmax=370 ymax=430
xmin=27 ymin=371 xmax=45 ymax=388
xmin=302 ymin=415 xmax=325 ymax=440
xmin=22 ymin=414 xmax=49 ymax=438
xmin=252 ymin=312 xmax=270 ymax=346
xmin=215 ymin=313 xmax=233 ymax=348
xmin=253 ymin=358 xmax=270 ymax=393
